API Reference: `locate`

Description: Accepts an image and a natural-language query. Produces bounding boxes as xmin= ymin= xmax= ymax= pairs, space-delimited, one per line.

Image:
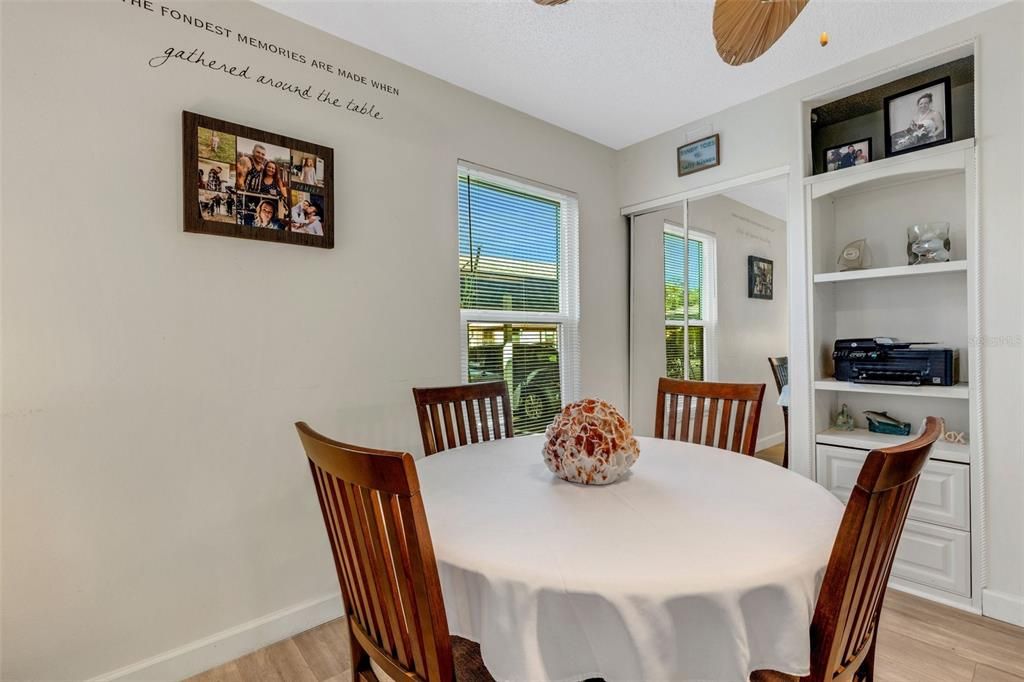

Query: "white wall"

xmin=630 ymin=195 xmax=788 ymax=448
xmin=0 ymin=1 xmax=627 ymax=679
xmin=617 ymin=2 xmax=1024 ymax=624
xmin=690 ymin=194 xmax=788 ymax=445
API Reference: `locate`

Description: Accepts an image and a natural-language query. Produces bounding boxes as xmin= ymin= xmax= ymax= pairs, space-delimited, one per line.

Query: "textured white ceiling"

xmin=257 ymin=0 xmax=1003 ymax=149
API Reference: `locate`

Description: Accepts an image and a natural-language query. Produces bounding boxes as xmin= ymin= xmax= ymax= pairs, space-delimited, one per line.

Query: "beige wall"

xmin=689 ymin=194 xmax=788 ymax=443
xmin=0 ymin=1 xmax=626 ymax=679
xmin=618 ymin=1 xmax=1024 ymax=625
xmin=630 ymin=195 xmax=788 ymax=445
xmin=3 ymin=0 xmax=1023 ymax=679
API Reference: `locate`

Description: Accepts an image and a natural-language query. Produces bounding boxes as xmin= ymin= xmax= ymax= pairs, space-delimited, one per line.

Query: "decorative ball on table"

xmin=543 ymin=398 xmax=640 ymax=485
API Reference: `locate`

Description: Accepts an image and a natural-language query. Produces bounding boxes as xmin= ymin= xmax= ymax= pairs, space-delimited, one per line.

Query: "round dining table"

xmin=416 ymin=434 xmax=845 ymax=682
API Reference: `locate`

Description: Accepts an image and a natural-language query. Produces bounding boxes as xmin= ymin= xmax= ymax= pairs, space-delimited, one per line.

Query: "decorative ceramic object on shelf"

xmin=837 ymin=239 xmax=869 ymax=271
xmin=832 ymin=403 xmax=856 ymax=431
xmin=543 ymin=398 xmax=639 ymax=485
xmin=942 ymin=429 xmax=968 ymax=444
xmin=925 ymin=416 xmax=968 ymax=445
xmin=864 ymin=410 xmax=911 ymax=436
xmin=907 ymin=222 xmax=951 ymax=265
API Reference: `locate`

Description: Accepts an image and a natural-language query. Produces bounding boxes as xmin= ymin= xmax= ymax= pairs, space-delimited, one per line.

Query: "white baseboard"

xmin=983 ymin=588 xmax=1024 ymax=626
xmin=87 ymin=592 xmax=344 ymax=682
xmin=888 ymin=578 xmax=980 ymax=614
xmin=756 ymin=430 xmax=785 ymax=453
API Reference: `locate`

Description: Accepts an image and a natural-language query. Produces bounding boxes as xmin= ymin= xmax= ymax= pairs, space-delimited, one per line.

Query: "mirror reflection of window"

xmin=627 ymin=175 xmax=787 ymax=442
xmin=664 ymin=223 xmax=718 ymax=382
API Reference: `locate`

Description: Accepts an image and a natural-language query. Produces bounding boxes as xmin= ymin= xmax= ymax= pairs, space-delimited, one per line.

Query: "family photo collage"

xmin=196 ymin=126 xmax=327 ymax=236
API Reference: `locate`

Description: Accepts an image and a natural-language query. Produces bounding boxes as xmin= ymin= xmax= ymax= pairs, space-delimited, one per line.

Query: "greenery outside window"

xmin=664 ymin=223 xmax=717 ymax=381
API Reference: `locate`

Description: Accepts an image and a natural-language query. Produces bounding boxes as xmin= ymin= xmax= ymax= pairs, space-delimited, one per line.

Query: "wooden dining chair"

xmin=655 ymin=377 xmax=766 ymax=456
xmin=750 ymin=417 xmax=942 ymax=682
xmin=412 ymin=381 xmax=514 ymax=456
xmin=295 ymin=422 xmax=495 ymax=682
xmin=768 ymin=356 xmax=790 ymax=468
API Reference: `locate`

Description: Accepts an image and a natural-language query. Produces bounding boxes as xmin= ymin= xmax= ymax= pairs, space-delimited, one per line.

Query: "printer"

xmin=832 ymin=337 xmax=960 ymax=387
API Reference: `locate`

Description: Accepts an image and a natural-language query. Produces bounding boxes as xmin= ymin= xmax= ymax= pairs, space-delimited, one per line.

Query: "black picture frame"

xmin=883 ymin=76 xmax=953 ymax=158
xmin=822 ymin=137 xmax=872 ymax=173
xmin=677 ymin=133 xmax=720 ymax=177
xmin=748 ymin=256 xmax=773 ymax=300
xmin=183 ymin=111 xmax=334 ymax=248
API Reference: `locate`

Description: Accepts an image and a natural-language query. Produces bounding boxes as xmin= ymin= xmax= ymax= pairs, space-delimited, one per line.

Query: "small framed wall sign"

xmin=677 ymin=133 xmax=720 ymax=177
xmin=748 ymin=256 xmax=773 ymax=300
xmin=883 ymin=76 xmax=953 ymax=157
xmin=183 ymin=111 xmax=334 ymax=248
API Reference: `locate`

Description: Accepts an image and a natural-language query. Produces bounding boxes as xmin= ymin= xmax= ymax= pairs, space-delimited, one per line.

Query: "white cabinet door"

xmin=892 ymin=520 xmax=971 ymax=597
xmin=815 ymin=444 xmax=863 ymax=502
xmin=816 ymin=444 xmax=970 ymax=530
xmin=911 ymin=459 xmax=970 ymax=531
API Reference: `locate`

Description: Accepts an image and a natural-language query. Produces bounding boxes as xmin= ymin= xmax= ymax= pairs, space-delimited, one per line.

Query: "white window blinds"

xmin=664 ymin=225 xmax=717 ymax=381
xmin=458 ymin=162 xmax=579 ymax=434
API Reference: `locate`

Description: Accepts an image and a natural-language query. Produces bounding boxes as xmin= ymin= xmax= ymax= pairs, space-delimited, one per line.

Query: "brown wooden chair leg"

xmin=348 ymin=620 xmax=367 ymax=682
xmin=781 ymin=406 xmax=789 ymax=469
xmin=856 ymin=635 xmax=878 ymax=681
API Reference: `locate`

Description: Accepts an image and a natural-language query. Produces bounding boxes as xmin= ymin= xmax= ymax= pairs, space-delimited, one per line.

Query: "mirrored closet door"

xmin=628 ymin=177 xmax=789 ymax=452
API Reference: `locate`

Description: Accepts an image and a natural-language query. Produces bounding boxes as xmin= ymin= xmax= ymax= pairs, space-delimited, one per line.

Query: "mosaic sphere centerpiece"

xmin=543 ymin=398 xmax=639 ymax=485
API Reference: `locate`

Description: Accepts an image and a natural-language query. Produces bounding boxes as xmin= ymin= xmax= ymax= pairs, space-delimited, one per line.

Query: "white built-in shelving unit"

xmin=813 ymin=378 xmax=969 ymax=400
xmin=812 ymin=260 xmax=966 ymax=284
xmin=803 ymin=117 xmax=982 ymax=611
xmin=816 ymin=427 xmax=970 ymax=465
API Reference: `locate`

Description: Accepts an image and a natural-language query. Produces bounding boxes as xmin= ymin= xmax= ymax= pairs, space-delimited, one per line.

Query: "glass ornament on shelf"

xmin=907 ymin=222 xmax=951 ymax=265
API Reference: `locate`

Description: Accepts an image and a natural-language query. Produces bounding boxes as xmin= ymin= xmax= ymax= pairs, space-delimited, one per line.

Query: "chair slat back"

xmin=295 ymin=422 xmax=453 ymax=682
xmin=768 ymin=356 xmax=788 ymax=394
xmin=809 ymin=417 xmax=941 ymax=682
xmin=655 ymin=377 xmax=766 ymax=456
xmin=413 ymin=382 xmax=514 ymax=456
xmin=768 ymin=356 xmax=790 ymax=469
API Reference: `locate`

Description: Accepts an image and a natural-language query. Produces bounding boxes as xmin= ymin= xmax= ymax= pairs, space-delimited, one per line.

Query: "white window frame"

xmin=457 ymin=161 xmax=580 ymax=410
xmin=664 ymin=221 xmax=718 ymax=381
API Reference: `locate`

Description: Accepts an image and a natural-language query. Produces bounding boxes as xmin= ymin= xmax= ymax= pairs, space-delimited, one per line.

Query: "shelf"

xmin=816 ymin=428 xmax=970 ymax=464
xmin=814 ymin=261 xmax=967 ymax=283
xmin=805 ymin=139 xmax=974 ymax=199
xmin=814 ymin=379 xmax=969 ymax=400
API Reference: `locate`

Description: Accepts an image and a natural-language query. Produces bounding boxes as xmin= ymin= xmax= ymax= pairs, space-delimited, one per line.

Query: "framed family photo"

xmin=183 ymin=111 xmax=334 ymax=248
xmin=747 ymin=256 xmax=773 ymax=300
xmin=883 ymin=77 xmax=953 ymax=157
xmin=677 ymin=133 xmax=720 ymax=177
xmin=823 ymin=138 xmax=871 ymax=172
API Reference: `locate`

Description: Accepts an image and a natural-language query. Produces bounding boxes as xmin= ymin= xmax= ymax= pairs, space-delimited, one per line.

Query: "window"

xmin=458 ymin=163 xmax=579 ymax=434
xmin=664 ymin=223 xmax=717 ymax=381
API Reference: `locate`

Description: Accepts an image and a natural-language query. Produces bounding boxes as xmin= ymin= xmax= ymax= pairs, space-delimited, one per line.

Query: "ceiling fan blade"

xmin=534 ymin=0 xmax=571 ymax=5
xmin=713 ymin=0 xmax=810 ymax=66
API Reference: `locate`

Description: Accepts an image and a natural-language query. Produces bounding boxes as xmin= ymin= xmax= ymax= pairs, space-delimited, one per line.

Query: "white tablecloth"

xmin=416 ymin=435 xmax=844 ymax=682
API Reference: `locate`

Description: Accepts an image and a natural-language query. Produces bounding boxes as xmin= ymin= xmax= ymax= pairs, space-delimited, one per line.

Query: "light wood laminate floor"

xmin=755 ymin=442 xmax=786 ymax=467
xmin=187 ymin=590 xmax=1024 ymax=682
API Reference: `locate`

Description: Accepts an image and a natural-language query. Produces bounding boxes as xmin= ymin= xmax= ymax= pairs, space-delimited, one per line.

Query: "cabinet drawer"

xmin=912 ymin=460 xmax=970 ymax=530
xmin=893 ymin=520 xmax=971 ymax=597
xmin=816 ymin=444 xmax=970 ymax=530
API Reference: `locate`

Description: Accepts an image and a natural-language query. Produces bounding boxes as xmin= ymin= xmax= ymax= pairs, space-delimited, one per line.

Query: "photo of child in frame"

xmin=290 ymin=150 xmax=325 ymax=189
